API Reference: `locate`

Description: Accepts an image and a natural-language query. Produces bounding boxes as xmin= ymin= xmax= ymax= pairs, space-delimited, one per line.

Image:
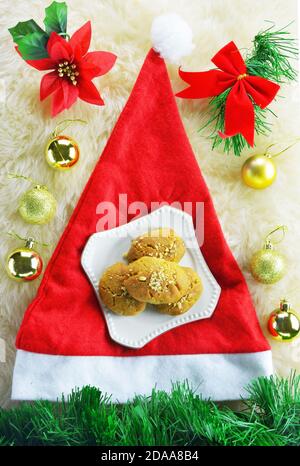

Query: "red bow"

xmin=176 ymin=41 xmax=280 ymax=146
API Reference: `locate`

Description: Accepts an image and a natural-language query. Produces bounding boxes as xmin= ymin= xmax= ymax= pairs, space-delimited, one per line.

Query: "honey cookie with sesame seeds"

xmin=124 ymin=257 xmax=190 ymax=305
xmin=156 ymin=267 xmax=203 ymax=316
xmin=125 ymin=228 xmax=185 ymax=263
xmin=99 ymin=263 xmax=146 ymax=316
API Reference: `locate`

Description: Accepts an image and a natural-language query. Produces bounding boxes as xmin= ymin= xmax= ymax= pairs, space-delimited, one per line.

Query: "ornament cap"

xmin=25 ymin=237 xmax=35 ymax=249
xmin=280 ymin=299 xmax=291 ymax=312
xmin=264 ymin=225 xmax=287 ymax=249
xmin=264 ymin=240 xmax=273 ymax=250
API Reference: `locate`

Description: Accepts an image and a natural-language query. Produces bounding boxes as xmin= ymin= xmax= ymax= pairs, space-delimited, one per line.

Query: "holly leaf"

xmin=43 ymin=1 xmax=67 ymax=35
xmin=8 ymin=20 xmax=46 ymax=46
xmin=17 ymin=32 xmax=49 ymax=60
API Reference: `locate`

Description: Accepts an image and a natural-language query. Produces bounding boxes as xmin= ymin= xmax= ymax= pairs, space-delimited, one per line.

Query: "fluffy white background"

xmin=0 ymin=0 xmax=299 ymax=408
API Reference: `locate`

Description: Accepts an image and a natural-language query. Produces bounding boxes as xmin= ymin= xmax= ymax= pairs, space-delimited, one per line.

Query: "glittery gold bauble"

xmin=250 ymin=242 xmax=286 ymax=284
xmin=45 ymin=135 xmax=80 ymax=170
xmin=6 ymin=238 xmax=43 ymax=281
xmin=241 ymin=155 xmax=276 ymax=189
xmin=18 ymin=185 xmax=57 ymax=225
xmin=268 ymin=300 xmax=300 ymax=342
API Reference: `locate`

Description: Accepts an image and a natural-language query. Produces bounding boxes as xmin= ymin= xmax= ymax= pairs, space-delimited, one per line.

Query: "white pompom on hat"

xmin=151 ymin=13 xmax=194 ymax=64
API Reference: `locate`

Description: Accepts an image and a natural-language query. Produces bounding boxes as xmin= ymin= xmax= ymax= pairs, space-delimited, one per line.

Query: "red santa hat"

xmin=12 ymin=14 xmax=272 ymax=402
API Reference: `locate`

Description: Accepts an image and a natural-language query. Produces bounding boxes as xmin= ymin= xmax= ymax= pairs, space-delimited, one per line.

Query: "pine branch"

xmin=201 ymin=92 xmax=274 ymax=156
xmin=201 ymin=23 xmax=298 ymax=156
xmin=247 ymin=22 xmax=298 ymax=82
xmin=0 ymin=373 xmax=299 ymax=446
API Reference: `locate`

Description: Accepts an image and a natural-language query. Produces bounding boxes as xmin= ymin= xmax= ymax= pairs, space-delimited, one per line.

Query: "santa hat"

xmin=12 ymin=15 xmax=272 ymax=402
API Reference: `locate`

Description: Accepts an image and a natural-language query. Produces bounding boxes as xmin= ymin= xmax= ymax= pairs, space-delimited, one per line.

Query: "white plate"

xmin=81 ymin=206 xmax=221 ymax=349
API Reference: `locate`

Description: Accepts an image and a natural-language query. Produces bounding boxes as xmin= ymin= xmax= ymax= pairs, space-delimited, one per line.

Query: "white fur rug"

xmin=0 ymin=0 xmax=299 ymax=408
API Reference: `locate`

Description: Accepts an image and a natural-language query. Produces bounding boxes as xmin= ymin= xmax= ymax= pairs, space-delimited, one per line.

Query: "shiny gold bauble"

xmin=241 ymin=155 xmax=276 ymax=189
xmin=250 ymin=243 xmax=286 ymax=284
xmin=268 ymin=300 xmax=300 ymax=342
xmin=6 ymin=239 xmax=43 ymax=281
xmin=45 ymin=135 xmax=80 ymax=170
xmin=18 ymin=185 xmax=57 ymax=225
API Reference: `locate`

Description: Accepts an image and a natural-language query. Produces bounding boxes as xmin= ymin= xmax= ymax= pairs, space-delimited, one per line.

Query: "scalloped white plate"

xmin=81 ymin=206 xmax=221 ymax=349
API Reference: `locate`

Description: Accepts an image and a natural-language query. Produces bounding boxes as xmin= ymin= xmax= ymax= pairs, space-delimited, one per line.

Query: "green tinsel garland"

xmin=201 ymin=23 xmax=298 ymax=156
xmin=0 ymin=373 xmax=299 ymax=446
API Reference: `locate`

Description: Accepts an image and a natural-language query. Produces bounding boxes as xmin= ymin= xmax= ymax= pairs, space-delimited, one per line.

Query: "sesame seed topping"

xmin=148 ymin=269 xmax=176 ymax=293
xmin=149 ymin=271 xmax=166 ymax=292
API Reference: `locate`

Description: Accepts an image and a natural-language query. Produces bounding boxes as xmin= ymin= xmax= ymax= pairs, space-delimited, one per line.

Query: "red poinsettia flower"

xmin=24 ymin=21 xmax=117 ymax=116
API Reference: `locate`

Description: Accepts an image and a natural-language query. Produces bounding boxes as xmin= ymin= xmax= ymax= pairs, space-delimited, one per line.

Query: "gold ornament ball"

xmin=241 ymin=155 xmax=276 ymax=189
xmin=250 ymin=248 xmax=286 ymax=284
xmin=18 ymin=185 xmax=57 ymax=225
xmin=45 ymin=135 xmax=80 ymax=170
xmin=268 ymin=301 xmax=300 ymax=342
xmin=6 ymin=240 xmax=43 ymax=282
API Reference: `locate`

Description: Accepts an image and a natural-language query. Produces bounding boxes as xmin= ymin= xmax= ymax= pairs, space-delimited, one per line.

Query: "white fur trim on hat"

xmin=12 ymin=350 xmax=273 ymax=402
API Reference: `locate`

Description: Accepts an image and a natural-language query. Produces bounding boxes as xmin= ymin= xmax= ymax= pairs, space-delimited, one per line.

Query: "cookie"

xmin=156 ymin=268 xmax=203 ymax=316
xmin=99 ymin=262 xmax=146 ymax=316
xmin=124 ymin=257 xmax=191 ymax=305
xmin=126 ymin=228 xmax=185 ymax=263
